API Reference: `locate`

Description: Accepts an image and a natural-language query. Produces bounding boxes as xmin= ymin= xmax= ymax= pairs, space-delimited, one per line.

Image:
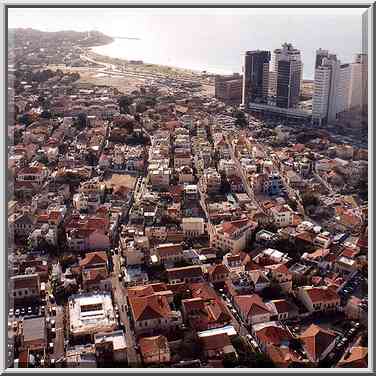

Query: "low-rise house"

xmin=79 ymin=251 xmax=111 ymax=292
xmin=155 ymin=243 xmax=184 ymax=265
xmin=20 ymin=317 xmax=47 ymax=353
xmin=266 ymin=344 xmax=302 ymax=368
xmin=128 ymin=293 xmax=182 ymax=335
xmin=299 ymin=324 xmax=337 ymax=364
xmin=16 ymin=165 xmax=49 ymax=186
xmin=337 ymin=346 xmax=368 ymax=368
xmin=166 ymin=265 xmax=204 ymax=285
xmin=270 ymin=204 xmax=293 ymax=227
xmin=66 ymin=345 xmax=97 ymax=368
xmin=233 ymin=294 xmax=271 ymax=325
xmin=266 ymin=299 xmax=299 ymax=321
xmin=265 ymin=263 xmax=293 ymax=293
xmin=177 ymin=166 xmax=194 ymax=184
xmin=223 ymin=253 xmax=242 ymax=270
xmin=210 ymin=218 xmax=257 ymax=254
xmin=297 ymin=286 xmax=340 ymax=313
xmin=344 ymin=296 xmax=367 ymax=324
xmin=10 ymin=274 xmax=41 ymax=303
xmin=199 ymin=332 xmax=237 ymax=361
xmin=253 ymin=322 xmax=293 ymax=352
xmin=181 ymin=282 xmax=232 ymax=331
xmin=182 ymin=217 xmax=205 ymax=238
xmin=138 ymin=335 xmax=171 ymax=365
xmin=8 ymin=212 xmax=36 ymax=240
xmin=208 ymin=264 xmax=230 ymax=284
xmin=94 ymin=330 xmax=128 ymax=364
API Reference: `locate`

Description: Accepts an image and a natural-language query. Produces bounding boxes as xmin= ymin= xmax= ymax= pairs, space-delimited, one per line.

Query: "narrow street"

xmin=51 ymin=305 xmax=65 ymax=366
xmin=111 ymin=254 xmax=141 ymax=366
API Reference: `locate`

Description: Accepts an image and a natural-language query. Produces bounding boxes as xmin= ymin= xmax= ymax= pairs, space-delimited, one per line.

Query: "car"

xmin=354 ymin=322 xmax=361 ymax=328
xmin=20 ymin=308 xmax=25 ymax=315
xmin=27 ymin=307 xmax=32 ymax=315
xmin=9 ymin=309 xmax=14 ymax=317
xmin=41 ymin=306 xmax=45 ymax=315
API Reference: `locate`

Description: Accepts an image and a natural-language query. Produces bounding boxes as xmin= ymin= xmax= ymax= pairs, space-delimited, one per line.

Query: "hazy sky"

xmin=8 ymin=8 xmax=366 ymax=78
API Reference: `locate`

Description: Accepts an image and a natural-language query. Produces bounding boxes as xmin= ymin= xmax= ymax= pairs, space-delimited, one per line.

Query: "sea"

xmin=91 ymin=12 xmax=363 ymax=80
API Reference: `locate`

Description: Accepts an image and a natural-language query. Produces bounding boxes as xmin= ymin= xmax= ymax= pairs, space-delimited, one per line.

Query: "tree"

xmin=75 ymin=112 xmax=88 ymax=130
xmin=118 ymin=95 xmax=133 ymax=114
xmin=301 ymin=191 xmax=319 ymax=208
xmin=40 ymin=110 xmax=52 ymax=119
xmin=234 ymin=110 xmax=248 ymax=128
xmin=18 ymin=113 xmax=34 ymax=126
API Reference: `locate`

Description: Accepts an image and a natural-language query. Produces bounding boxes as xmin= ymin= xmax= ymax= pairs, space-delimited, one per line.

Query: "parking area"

xmin=8 ymin=303 xmax=42 ymax=320
xmin=339 ymin=272 xmax=367 ymax=301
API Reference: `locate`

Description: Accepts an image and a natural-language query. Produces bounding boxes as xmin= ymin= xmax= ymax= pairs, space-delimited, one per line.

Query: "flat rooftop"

xmin=68 ymin=292 xmax=117 ymax=336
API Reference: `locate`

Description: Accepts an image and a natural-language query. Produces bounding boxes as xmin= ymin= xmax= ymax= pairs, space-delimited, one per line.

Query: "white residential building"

xmin=182 ymin=217 xmax=205 ymax=238
xmin=348 ymin=53 xmax=367 ymax=110
xmin=312 ymin=50 xmax=351 ymax=125
xmin=210 ymin=218 xmax=257 ymax=254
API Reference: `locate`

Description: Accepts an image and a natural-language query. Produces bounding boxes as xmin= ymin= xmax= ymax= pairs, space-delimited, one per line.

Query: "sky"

xmin=8 ymin=8 xmax=366 ymax=78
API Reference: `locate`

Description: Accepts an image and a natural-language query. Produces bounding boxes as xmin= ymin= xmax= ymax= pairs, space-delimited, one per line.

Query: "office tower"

xmin=312 ymin=51 xmax=351 ymax=125
xmin=315 ymin=48 xmax=329 ymax=68
xmin=348 ymin=53 xmax=368 ymax=112
xmin=362 ymin=11 xmax=368 ymax=114
xmin=242 ymin=50 xmax=271 ymax=108
xmin=273 ymin=43 xmax=302 ymax=108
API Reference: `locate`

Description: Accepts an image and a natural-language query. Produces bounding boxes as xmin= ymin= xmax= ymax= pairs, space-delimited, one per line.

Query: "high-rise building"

xmin=312 ymin=50 xmax=351 ymax=125
xmin=273 ymin=43 xmax=302 ymax=109
xmin=348 ymin=53 xmax=367 ymax=111
xmin=242 ymin=50 xmax=271 ymax=108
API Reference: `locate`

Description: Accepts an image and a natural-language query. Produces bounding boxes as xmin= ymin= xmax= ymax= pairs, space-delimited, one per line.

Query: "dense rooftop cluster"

xmin=7 ymin=29 xmax=368 ymax=369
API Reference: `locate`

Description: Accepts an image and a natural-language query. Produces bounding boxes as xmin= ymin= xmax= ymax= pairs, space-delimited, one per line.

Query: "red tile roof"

xmin=79 ymin=251 xmax=107 ymax=268
xmin=300 ymin=324 xmax=336 ymax=362
xmin=304 ymin=286 xmax=340 ymax=304
xmin=234 ymin=294 xmax=269 ymax=317
xmin=255 ymin=325 xmax=292 ymax=346
xmin=139 ymin=335 xmax=169 ymax=359
xmin=129 ymin=294 xmax=172 ymax=321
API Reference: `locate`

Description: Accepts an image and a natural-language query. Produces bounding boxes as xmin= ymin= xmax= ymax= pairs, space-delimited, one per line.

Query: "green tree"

xmin=118 ymin=95 xmax=133 ymax=114
xmin=75 ymin=112 xmax=88 ymax=130
xmin=234 ymin=110 xmax=248 ymax=128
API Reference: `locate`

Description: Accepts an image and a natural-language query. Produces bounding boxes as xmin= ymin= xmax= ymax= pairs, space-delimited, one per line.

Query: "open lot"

xmin=104 ymin=172 xmax=137 ymax=190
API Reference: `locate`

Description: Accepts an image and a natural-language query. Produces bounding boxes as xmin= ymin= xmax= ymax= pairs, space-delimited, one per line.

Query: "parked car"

xmin=27 ymin=307 xmax=32 ymax=315
xmin=9 ymin=309 xmax=14 ymax=317
xmin=21 ymin=308 xmax=25 ymax=315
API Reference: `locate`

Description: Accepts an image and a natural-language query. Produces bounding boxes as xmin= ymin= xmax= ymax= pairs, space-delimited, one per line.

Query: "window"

xmin=18 ymin=291 xmax=22 ymax=296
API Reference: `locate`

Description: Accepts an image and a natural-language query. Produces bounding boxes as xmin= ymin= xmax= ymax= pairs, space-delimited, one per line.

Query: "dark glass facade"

xmin=242 ymin=50 xmax=271 ymax=106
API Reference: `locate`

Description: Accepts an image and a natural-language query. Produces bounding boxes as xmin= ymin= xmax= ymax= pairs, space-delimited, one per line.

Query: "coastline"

xmin=87 ymin=45 xmax=214 ymax=81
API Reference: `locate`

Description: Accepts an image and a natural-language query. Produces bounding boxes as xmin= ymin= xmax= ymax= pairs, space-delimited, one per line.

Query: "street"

xmin=111 ymin=253 xmax=141 ymax=366
xmin=50 ymin=305 xmax=65 ymax=366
